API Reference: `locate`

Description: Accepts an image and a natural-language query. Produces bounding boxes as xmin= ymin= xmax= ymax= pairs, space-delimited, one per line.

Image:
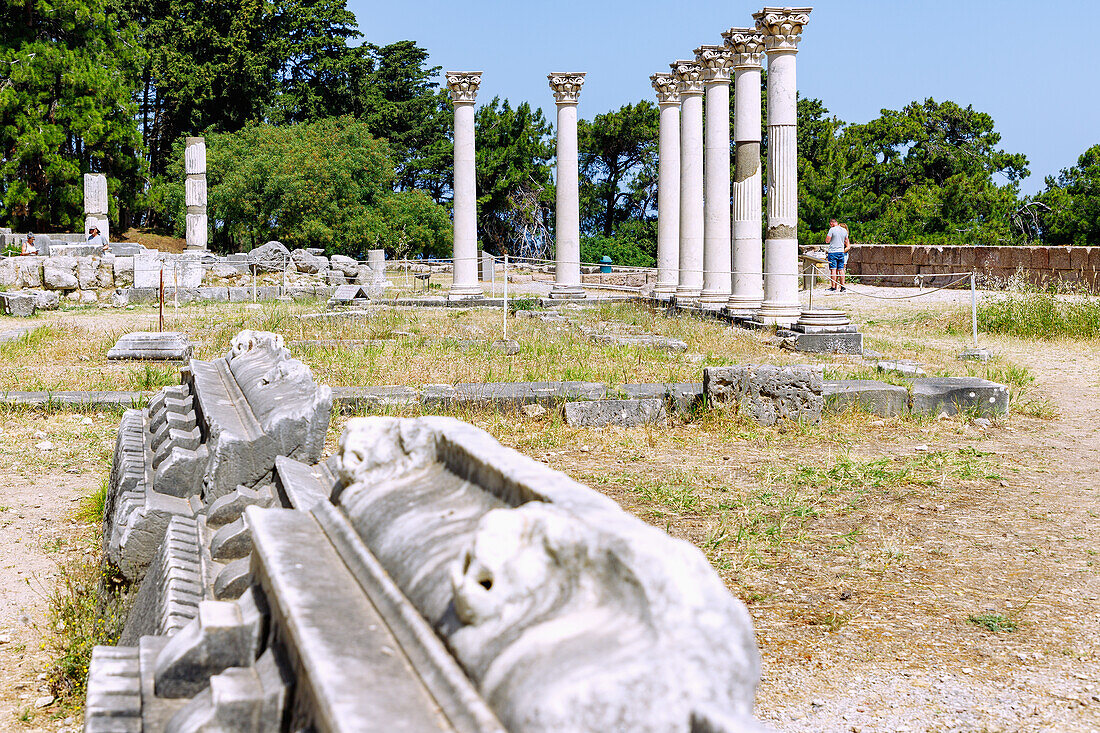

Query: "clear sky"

xmin=346 ymin=0 xmax=1099 ymax=194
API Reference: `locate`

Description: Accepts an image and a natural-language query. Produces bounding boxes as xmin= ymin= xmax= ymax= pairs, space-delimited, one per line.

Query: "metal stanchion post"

xmin=971 ymin=272 xmax=978 ymax=348
xmin=158 ymin=268 xmax=164 ymax=332
xmin=503 ymin=254 xmax=509 ymax=341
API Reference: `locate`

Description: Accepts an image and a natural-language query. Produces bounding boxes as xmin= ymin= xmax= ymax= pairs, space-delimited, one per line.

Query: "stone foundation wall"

xmin=846 ymin=244 xmax=1100 ymax=291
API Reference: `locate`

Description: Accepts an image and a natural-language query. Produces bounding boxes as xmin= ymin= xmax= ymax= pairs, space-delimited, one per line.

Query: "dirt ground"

xmin=0 ymin=288 xmax=1096 ymax=732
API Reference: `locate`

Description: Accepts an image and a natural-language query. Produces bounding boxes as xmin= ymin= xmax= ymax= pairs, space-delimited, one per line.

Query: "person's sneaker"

xmin=827 ymin=287 xmax=836 ymax=292
xmin=840 ymin=286 xmax=847 ymax=292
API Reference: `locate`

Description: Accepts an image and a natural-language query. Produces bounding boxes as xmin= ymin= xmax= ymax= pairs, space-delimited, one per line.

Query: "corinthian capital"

xmin=548 ymin=73 xmax=586 ymax=103
xmin=753 ymin=7 xmax=812 ymax=52
xmin=445 ymin=72 xmax=482 ymax=104
xmin=670 ymin=60 xmax=704 ymax=94
xmin=722 ymin=27 xmax=766 ymax=67
xmin=650 ymin=73 xmax=681 ymax=104
xmin=694 ymin=45 xmax=733 ymax=83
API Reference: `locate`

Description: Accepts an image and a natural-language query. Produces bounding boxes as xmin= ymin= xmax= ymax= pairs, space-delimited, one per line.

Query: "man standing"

xmin=86 ymin=225 xmax=109 ymax=253
xmin=825 ymin=218 xmax=850 ymax=292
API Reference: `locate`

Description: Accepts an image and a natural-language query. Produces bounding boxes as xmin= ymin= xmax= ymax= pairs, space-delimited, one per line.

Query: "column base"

xmin=447 ymin=286 xmax=484 ymax=301
xmin=727 ymin=294 xmax=764 ymax=317
xmin=673 ymin=287 xmax=701 ymax=302
xmin=754 ymin=302 xmax=801 ymax=327
xmin=549 ymin=285 xmax=586 ymax=299
xmin=653 ymin=283 xmax=677 ymax=300
xmin=699 ymin=290 xmax=731 ymax=308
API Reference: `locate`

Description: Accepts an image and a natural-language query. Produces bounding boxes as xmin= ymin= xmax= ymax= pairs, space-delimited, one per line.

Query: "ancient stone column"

xmin=184 ymin=137 xmax=208 ymax=251
xmin=671 ymin=60 xmax=705 ymax=301
xmin=755 ymin=7 xmax=811 ymax=325
xmin=724 ymin=27 xmax=767 ymax=316
xmin=548 ymin=72 xmax=587 ymax=299
xmin=446 ymin=71 xmax=484 ymax=300
xmin=650 ymin=73 xmax=681 ymax=299
xmin=696 ymin=45 xmax=734 ymax=307
xmin=83 ymin=173 xmax=109 ymax=242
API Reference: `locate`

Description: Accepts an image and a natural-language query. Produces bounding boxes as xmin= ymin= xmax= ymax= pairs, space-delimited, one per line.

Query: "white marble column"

xmin=671 ymin=60 xmax=704 ymax=301
xmin=696 ymin=45 xmax=733 ymax=307
xmin=548 ymin=72 xmax=587 ymax=299
xmin=650 ymin=73 xmax=681 ymax=299
xmin=446 ymin=71 xmax=484 ymax=300
xmin=83 ymin=173 xmax=109 ymax=242
xmin=184 ymin=137 xmax=207 ymax=250
xmin=723 ymin=28 xmax=766 ymax=315
xmin=755 ymin=7 xmax=811 ymax=326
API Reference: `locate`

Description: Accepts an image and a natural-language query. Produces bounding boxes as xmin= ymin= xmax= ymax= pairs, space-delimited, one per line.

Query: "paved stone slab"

xmin=563 ymin=398 xmax=667 ymax=427
xmin=704 ymin=365 xmax=825 ymax=425
xmin=823 ymin=379 xmax=909 ymax=416
xmin=910 ymin=377 xmax=1009 ymax=417
xmin=107 ymin=332 xmax=194 ymax=361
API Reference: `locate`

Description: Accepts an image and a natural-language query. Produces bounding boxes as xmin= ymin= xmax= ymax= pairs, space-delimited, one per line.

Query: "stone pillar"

xmin=83 ymin=173 xmax=109 ymax=242
xmin=755 ymin=7 xmax=811 ymax=326
xmin=671 ymin=60 xmax=705 ymax=301
xmin=445 ymin=71 xmax=484 ymax=300
xmin=650 ymin=73 xmax=681 ymax=299
xmin=548 ymin=72 xmax=587 ymax=299
xmin=696 ymin=45 xmax=734 ymax=307
xmin=723 ymin=27 xmax=767 ymax=316
xmin=184 ymin=137 xmax=208 ymax=251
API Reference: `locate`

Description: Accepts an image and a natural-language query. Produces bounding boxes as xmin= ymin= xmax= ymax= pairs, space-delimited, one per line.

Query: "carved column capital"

xmin=753 ymin=7 xmax=812 ymax=53
xmin=694 ymin=45 xmax=733 ymax=83
xmin=548 ymin=73 xmax=586 ymax=104
xmin=445 ymin=72 xmax=482 ymax=104
xmin=670 ymin=60 xmax=704 ymax=94
xmin=650 ymin=72 xmax=681 ymax=104
xmin=722 ymin=28 xmax=766 ymax=67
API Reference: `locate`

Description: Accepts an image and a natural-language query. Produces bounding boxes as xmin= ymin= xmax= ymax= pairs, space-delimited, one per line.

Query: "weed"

xmin=78 ymin=477 xmax=108 ymax=523
xmin=125 ymin=363 xmax=178 ymax=391
xmin=967 ymin=613 xmax=1020 ymax=633
xmin=978 ymin=284 xmax=1100 ymax=340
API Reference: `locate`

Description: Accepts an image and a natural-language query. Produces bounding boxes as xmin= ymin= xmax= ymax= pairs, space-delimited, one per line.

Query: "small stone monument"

xmin=83 ymin=173 xmax=109 ymax=242
xmin=184 ymin=137 xmax=208 ymax=251
xmin=107 ymin=332 xmax=194 ymax=361
xmin=788 ymin=309 xmax=863 ymax=355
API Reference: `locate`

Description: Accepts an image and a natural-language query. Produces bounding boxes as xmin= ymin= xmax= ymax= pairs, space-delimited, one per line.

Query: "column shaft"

xmin=552 ymin=102 xmax=583 ymax=297
xmin=655 ymin=102 xmax=681 ymax=296
xmin=730 ymin=63 xmax=764 ymax=313
xmin=700 ymin=78 xmax=732 ymax=304
xmin=450 ymin=102 xmax=481 ymax=298
xmin=676 ymin=91 xmax=704 ymax=299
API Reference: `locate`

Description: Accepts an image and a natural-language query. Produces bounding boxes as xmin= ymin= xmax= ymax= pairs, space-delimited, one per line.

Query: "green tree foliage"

xmin=578 ymin=101 xmax=659 ymax=238
xmin=1034 ymin=144 xmax=1100 ymax=246
xmin=0 ymin=0 xmax=144 ymax=232
xmin=158 ymin=117 xmax=449 ymax=257
xmin=474 ymin=97 xmax=554 ymax=256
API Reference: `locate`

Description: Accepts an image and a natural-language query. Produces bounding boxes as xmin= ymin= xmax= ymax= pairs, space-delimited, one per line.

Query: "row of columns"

xmin=653 ymin=7 xmax=811 ymax=325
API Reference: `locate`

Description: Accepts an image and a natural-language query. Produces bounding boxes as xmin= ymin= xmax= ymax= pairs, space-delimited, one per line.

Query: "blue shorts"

xmin=827 ymin=252 xmax=847 ymax=270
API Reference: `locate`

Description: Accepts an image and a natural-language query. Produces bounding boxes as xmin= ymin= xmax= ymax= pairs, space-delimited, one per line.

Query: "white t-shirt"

xmin=826 ymin=225 xmax=849 ymax=253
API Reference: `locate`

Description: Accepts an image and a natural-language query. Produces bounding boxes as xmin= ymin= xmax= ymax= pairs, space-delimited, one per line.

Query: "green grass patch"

xmin=967 ymin=612 xmax=1020 ymax=633
xmin=979 ymin=287 xmax=1100 ymax=340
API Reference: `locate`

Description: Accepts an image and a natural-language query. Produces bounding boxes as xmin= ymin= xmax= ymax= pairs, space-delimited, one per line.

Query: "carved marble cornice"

xmin=694 ymin=45 xmax=733 ymax=83
xmin=722 ymin=27 xmax=766 ymax=68
xmin=753 ymin=7 xmax=812 ymax=53
xmin=670 ymin=60 xmax=705 ymax=94
xmin=445 ymin=72 xmax=482 ymax=104
xmin=650 ymin=73 xmax=681 ymax=104
xmin=548 ymin=73 xmax=586 ymax=103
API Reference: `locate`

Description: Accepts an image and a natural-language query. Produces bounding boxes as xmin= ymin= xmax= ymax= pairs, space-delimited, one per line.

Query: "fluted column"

xmin=549 ymin=72 xmax=587 ymax=299
xmin=671 ymin=60 xmax=705 ymax=301
xmin=723 ymin=28 xmax=766 ymax=315
xmin=184 ymin=138 xmax=206 ymax=250
xmin=83 ymin=173 xmax=109 ymax=243
xmin=650 ymin=73 xmax=681 ymax=298
xmin=755 ymin=7 xmax=811 ymax=326
xmin=696 ymin=45 xmax=733 ymax=307
xmin=446 ymin=72 xmax=484 ymax=300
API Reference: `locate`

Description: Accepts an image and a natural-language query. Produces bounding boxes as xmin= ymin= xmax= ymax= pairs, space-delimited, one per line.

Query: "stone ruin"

xmin=87 ymin=329 xmax=768 ymax=732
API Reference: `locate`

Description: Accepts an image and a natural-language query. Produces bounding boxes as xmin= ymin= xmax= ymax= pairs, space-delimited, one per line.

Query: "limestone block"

xmin=79 ymin=290 xmax=98 ymax=305
xmin=49 ymin=242 xmax=102 ymax=258
xmin=563 ymin=398 xmax=667 ymax=427
xmin=290 ymin=248 xmax=327 ymax=274
xmin=84 ymin=173 xmax=108 ymax=213
xmin=910 ymin=377 xmax=1009 ymax=417
xmin=186 ymin=213 xmax=208 ymax=250
xmin=107 ymin=331 xmax=194 ymax=361
xmin=133 ymin=255 xmax=162 ymax=288
xmin=247 ymin=241 xmax=290 ymax=271
xmin=329 ymin=254 xmax=359 ymax=278
xmin=1049 ymin=247 xmax=1072 ymax=271
xmin=164 ymin=649 xmax=288 ymax=732
xmin=24 ymin=289 xmax=60 ymax=311
xmin=114 ymin=256 xmax=135 ymax=287
xmin=0 ymin=258 xmax=19 ymax=287
xmin=185 ymin=177 xmax=207 ymax=208
xmin=822 ymin=379 xmax=909 ymax=417
xmin=76 ymin=256 xmax=99 ymax=290
xmin=185 ymin=137 xmax=207 ymax=175
xmin=704 ymin=364 xmax=824 ymax=425
xmin=43 ymin=256 xmax=79 ymax=290
xmin=96 ymin=255 xmax=114 ymax=288
xmin=166 ymin=256 xmax=205 ymax=288
xmin=0 ymin=292 xmax=36 ymax=317
xmin=325 ymin=269 xmax=347 ymax=286
xmin=791 ymin=331 xmax=863 ymax=355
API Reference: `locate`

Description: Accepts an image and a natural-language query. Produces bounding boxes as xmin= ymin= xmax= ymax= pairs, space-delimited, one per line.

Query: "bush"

xmin=979 ymin=285 xmax=1100 ymax=339
xmin=580 ymin=230 xmax=656 ymax=268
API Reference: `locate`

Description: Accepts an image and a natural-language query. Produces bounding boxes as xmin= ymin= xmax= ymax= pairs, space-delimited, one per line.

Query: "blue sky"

xmin=346 ymin=0 xmax=1099 ymax=194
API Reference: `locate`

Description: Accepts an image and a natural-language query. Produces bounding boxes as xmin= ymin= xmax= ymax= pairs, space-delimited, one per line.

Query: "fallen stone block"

xmin=823 ymin=379 xmax=909 ymax=416
xmin=0 ymin=292 xmax=36 ymax=317
xmin=704 ymin=364 xmax=824 ymax=425
xmin=910 ymin=377 xmax=1009 ymax=417
xmin=107 ymin=332 xmax=194 ymax=361
xmin=790 ymin=330 xmax=863 ymax=355
xmin=875 ymin=359 xmax=927 ymax=377
xmin=563 ymin=398 xmax=667 ymax=427
xmin=621 ymin=383 xmax=705 ymax=415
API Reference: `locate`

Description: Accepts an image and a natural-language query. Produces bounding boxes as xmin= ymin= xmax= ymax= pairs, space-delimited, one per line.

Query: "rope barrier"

xmin=837 ymin=274 xmax=974 ymax=300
